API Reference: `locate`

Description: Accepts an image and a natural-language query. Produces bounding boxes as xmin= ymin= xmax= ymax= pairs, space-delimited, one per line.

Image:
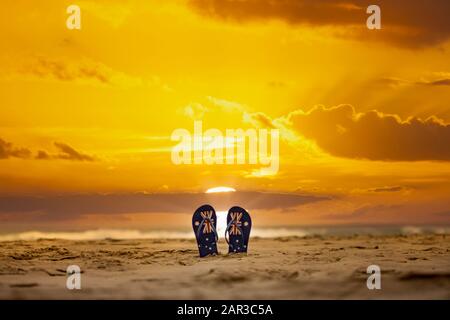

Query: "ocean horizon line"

xmin=0 ymin=225 xmax=448 ymax=241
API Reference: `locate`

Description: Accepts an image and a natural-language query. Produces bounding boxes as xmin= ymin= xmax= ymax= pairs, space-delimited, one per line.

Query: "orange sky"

xmin=0 ymin=0 xmax=449 ymax=232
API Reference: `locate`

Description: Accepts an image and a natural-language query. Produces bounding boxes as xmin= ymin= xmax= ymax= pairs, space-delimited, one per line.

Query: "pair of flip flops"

xmin=192 ymin=205 xmax=252 ymax=257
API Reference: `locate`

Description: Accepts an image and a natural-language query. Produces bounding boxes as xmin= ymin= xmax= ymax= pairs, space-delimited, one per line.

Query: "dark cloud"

xmin=22 ymin=57 xmax=111 ymax=84
xmin=324 ymin=204 xmax=401 ymax=220
xmin=245 ymin=112 xmax=277 ymax=128
xmin=434 ymin=210 xmax=450 ymax=217
xmin=0 ymin=191 xmax=329 ymax=221
xmin=188 ymin=0 xmax=450 ymax=47
xmin=376 ymin=77 xmax=450 ymax=87
xmin=35 ymin=150 xmax=51 ymax=160
xmin=0 ymin=138 xmax=95 ymax=162
xmin=0 ymin=138 xmax=31 ymax=159
xmin=416 ymin=79 xmax=450 ymax=86
xmin=53 ymin=142 xmax=95 ymax=162
xmin=349 ymin=204 xmax=396 ymax=218
xmin=287 ymin=105 xmax=450 ymax=161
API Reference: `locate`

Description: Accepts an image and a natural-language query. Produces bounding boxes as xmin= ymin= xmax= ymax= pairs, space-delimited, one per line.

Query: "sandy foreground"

xmin=0 ymin=234 xmax=449 ymax=299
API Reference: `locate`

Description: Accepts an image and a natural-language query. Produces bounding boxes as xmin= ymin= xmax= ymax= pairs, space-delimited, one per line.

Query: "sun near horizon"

xmin=205 ymin=187 xmax=237 ymax=194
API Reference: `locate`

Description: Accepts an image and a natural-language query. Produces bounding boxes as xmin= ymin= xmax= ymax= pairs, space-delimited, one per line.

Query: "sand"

xmin=0 ymin=234 xmax=449 ymax=299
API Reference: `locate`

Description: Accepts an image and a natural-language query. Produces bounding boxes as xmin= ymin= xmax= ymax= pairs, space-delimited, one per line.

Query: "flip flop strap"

xmin=225 ymin=219 xmax=245 ymax=247
xmin=196 ymin=216 xmax=218 ymax=242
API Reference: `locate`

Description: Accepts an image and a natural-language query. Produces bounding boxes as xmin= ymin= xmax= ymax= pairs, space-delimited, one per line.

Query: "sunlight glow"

xmin=205 ymin=186 xmax=236 ymax=193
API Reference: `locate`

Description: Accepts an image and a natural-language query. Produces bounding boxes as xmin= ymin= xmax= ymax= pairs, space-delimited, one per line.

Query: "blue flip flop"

xmin=225 ymin=206 xmax=252 ymax=254
xmin=192 ymin=204 xmax=219 ymax=257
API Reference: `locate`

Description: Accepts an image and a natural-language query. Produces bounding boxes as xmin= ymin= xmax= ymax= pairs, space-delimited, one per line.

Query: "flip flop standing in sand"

xmin=192 ymin=204 xmax=219 ymax=257
xmin=225 ymin=206 xmax=252 ymax=254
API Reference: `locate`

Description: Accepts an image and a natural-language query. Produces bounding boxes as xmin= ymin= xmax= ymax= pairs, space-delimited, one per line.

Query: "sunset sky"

xmin=1 ymin=0 xmax=449 ymax=233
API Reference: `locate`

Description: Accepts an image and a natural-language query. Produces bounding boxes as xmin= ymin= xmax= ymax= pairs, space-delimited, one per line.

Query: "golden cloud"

xmin=0 ymin=138 xmax=95 ymax=162
xmin=286 ymin=105 xmax=450 ymax=161
xmin=0 ymin=138 xmax=31 ymax=159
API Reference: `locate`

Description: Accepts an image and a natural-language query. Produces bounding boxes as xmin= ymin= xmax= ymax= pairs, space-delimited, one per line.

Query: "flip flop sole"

xmin=226 ymin=206 xmax=252 ymax=254
xmin=192 ymin=204 xmax=219 ymax=257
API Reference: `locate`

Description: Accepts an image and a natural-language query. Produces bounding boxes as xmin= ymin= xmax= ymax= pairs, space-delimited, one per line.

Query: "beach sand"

xmin=0 ymin=234 xmax=449 ymax=299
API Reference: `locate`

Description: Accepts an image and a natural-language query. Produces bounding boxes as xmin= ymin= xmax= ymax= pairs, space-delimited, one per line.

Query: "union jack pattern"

xmin=200 ymin=210 xmax=214 ymax=234
xmin=229 ymin=212 xmax=243 ymax=235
